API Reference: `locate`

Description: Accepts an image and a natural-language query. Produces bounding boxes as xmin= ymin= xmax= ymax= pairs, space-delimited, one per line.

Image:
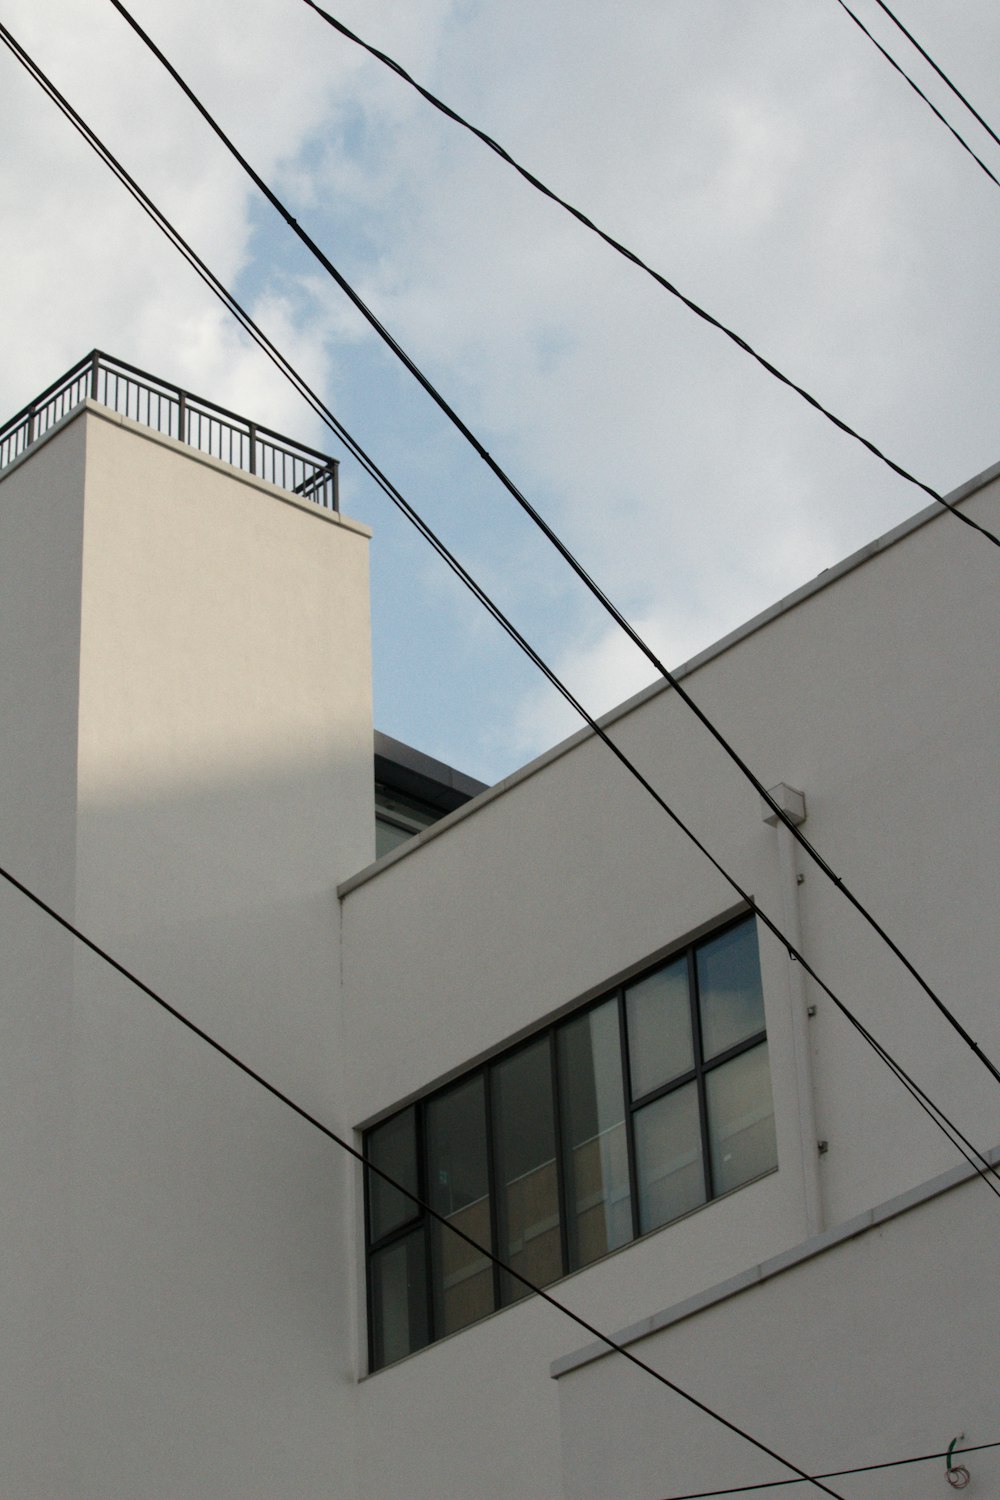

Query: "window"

xmin=374 ymin=785 xmax=442 ymax=858
xmin=364 ymin=914 xmax=776 ymax=1369
xmin=372 ymin=734 xmax=488 ymax=860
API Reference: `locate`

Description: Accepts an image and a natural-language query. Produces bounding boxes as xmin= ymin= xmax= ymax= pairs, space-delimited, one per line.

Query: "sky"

xmin=1 ymin=0 xmax=998 ymax=784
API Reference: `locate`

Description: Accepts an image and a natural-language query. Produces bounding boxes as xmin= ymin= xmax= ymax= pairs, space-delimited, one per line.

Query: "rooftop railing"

xmin=0 ymin=350 xmax=339 ymax=511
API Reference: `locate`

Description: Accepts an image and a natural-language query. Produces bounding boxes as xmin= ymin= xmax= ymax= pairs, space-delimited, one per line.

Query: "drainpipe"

xmin=761 ymin=784 xmax=823 ymax=1238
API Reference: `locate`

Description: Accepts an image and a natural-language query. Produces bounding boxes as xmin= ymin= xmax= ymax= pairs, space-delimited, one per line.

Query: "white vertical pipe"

xmin=762 ymin=784 xmax=823 ymax=1238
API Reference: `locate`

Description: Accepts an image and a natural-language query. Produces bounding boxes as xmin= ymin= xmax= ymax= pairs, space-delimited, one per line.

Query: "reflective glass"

xmin=375 ymin=817 xmax=415 ymax=859
xmin=706 ymin=1042 xmax=777 ymax=1195
xmin=367 ymin=918 xmax=775 ymax=1367
xmin=426 ymin=1076 xmax=494 ymax=1335
xmin=493 ymin=1038 xmax=562 ymax=1303
xmin=697 ymin=919 xmax=765 ymax=1060
xmin=558 ymin=999 xmax=632 ymax=1267
xmin=634 ymin=1082 xmax=705 ymax=1232
xmin=374 ymin=789 xmax=440 ymax=858
xmin=367 ymin=1106 xmax=419 ymax=1242
xmin=625 ymin=956 xmax=693 ymax=1100
xmin=371 ymin=1229 xmax=429 ymax=1368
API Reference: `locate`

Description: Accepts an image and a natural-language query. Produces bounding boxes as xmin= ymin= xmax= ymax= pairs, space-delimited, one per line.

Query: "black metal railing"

xmin=0 ymin=350 xmax=339 ymax=511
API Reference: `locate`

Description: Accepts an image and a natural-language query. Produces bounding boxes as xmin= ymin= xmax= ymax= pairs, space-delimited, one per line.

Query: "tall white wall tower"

xmin=0 ymin=364 xmax=373 ymax=1497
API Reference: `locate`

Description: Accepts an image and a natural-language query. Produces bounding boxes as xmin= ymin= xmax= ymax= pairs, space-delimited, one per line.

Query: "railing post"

xmin=1 ymin=354 xmax=340 ymax=499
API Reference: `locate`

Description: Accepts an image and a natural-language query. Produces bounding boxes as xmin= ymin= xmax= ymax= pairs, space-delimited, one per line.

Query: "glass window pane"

xmin=374 ymin=789 xmax=441 ymax=859
xmin=370 ymin=1230 xmax=429 ymax=1369
xmin=634 ymin=1082 xmax=705 ymax=1232
xmin=367 ymin=1107 xmax=419 ymax=1242
xmin=706 ymin=1042 xmax=777 ymax=1195
xmin=625 ymin=956 xmax=694 ymax=1100
xmin=697 ymin=919 xmax=765 ymax=1059
xmin=493 ymin=1038 xmax=562 ymax=1304
xmin=427 ymin=1076 xmax=495 ymax=1336
xmin=558 ymin=1000 xmax=632 ymax=1268
xmin=376 ymin=817 xmax=416 ymax=859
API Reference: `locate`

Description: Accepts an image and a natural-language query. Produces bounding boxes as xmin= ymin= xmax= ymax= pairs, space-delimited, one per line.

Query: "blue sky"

xmin=2 ymin=0 xmax=999 ymax=783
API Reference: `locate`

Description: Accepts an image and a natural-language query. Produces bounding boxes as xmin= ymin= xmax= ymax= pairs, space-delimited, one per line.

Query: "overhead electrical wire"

xmin=832 ymin=0 xmax=1000 ymax=189
xmin=1 ymin=17 xmax=998 ymax=1211
xmin=1 ymin=24 xmax=999 ymax=1491
xmin=871 ymin=0 xmax=1000 ymax=152
xmin=656 ymin=1438 xmax=1000 ymax=1500
xmin=294 ymin=0 xmax=1000 ymax=551
xmin=103 ymin=0 xmax=1000 ymax=1095
xmin=0 ymin=868 xmax=837 ymax=1500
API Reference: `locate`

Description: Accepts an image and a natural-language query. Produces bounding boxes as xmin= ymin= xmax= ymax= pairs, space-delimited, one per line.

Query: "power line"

xmin=657 ymin=1438 xmax=1000 ymax=1499
xmin=295 ymin=0 xmax=1000 ymax=553
xmin=0 ymin=862 xmax=846 ymax=1500
xmin=3 ymin=15 xmax=999 ymax=1213
xmin=871 ymin=0 xmax=1000 ymax=152
xmin=832 ymin=0 xmax=1000 ymax=189
xmin=2 ymin=29 xmax=999 ymax=1493
xmin=2 ymin=17 xmax=998 ymax=1210
xmin=103 ymin=0 xmax=1000 ymax=1095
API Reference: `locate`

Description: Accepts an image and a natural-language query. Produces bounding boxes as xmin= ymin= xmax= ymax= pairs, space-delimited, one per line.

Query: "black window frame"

xmin=363 ymin=912 xmax=775 ymax=1370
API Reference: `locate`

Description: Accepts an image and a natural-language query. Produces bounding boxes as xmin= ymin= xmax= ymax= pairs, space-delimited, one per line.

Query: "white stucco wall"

xmin=340 ymin=471 xmax=1000 ymax=1498
xmin=0 ymin=418 xmax=85 ymax=1493
xmin=556 ymin=1161 xmax=1000 ymax=1500
xmin=2 ymin=393 xmax=996 ymax=1499
xmin=0 ymin=414 xmax=85 ymax=903
xmin=0 ymin=405 xmax=375 ymax=1498
xmin=342 ymin=471 xmax=1000 ymax=1188
xmin=74 ymin=405 xmax=374 ymax=1114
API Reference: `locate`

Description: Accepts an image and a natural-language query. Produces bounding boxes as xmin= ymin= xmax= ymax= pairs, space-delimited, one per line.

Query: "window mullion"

xmin=417 ymin=1101 xmax=434 ymax=1347
xmin=702 ymin=1027 xmax=768 ymax=1072
xmin=629 ymin=1065 xmax=699 ymax=1110
xmin=548 ymin=1026 xmax=571 ymax=1279
xmin=618 ymin=988 xmax=641 ymax=1243
xmin=482 ymin=1066 xmax=502 ymax=1314
xmin=689 ymin=946 xmax=714 ymax=1201
xmin=364 ymin=1144 xmax=377 ymax=1373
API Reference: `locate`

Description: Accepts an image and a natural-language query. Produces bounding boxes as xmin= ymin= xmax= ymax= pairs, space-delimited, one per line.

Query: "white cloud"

xmin=2 ymin=0 xmax=998 ymax=781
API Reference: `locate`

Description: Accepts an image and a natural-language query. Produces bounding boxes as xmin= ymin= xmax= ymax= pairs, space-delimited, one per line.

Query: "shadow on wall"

xmin=0 ymin=758 xmax=372 ymax=1497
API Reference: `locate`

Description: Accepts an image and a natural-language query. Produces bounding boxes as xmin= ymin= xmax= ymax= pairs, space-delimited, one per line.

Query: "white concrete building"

xmin=1 ymin=353 xmax=997 ymax=1499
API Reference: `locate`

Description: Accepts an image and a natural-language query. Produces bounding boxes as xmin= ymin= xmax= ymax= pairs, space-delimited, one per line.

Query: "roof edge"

xmin=341 ymin=458 xmax=1000 ymax=894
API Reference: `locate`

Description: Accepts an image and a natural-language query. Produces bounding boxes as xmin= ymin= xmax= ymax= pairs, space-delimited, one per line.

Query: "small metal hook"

xmin=946 ymin=1435 xmax=970 ymax=1489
